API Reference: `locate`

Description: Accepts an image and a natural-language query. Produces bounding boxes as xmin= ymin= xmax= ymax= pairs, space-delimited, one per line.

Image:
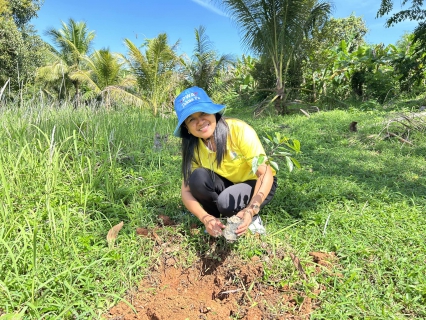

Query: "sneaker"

xmin=248 ymin=215 xmax=266 ymax=235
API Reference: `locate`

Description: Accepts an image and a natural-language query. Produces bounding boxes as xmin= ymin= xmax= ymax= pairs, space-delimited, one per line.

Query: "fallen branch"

xmin=299 ymin=109 xmax=310 ymax=118
xmin=384 ymin=132 xmax=413 ymax=145
xmin=217 ymin=288 xmax=242 ymax=296
xmin=380 ymin=111 xmax=425 ymax=146
xmin=386 ymin=112 xmax=426 ymax=133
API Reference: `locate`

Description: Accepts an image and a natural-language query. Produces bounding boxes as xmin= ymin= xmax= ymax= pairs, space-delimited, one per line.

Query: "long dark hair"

xmin=181 ymin=113 xmax=229 ymax=185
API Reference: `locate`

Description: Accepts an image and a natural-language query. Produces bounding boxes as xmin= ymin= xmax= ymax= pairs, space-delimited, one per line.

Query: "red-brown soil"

xmin=104 ymin=218 xmax=339 ymax=320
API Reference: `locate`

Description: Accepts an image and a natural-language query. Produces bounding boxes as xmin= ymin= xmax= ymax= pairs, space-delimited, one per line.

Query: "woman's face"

xmin=184 ymin=112 xmax=216 ymax=140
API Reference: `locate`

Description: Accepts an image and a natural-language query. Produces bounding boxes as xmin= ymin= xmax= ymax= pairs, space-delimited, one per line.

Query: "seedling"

xmin=252 ymin=132 xmax=301 ymax=173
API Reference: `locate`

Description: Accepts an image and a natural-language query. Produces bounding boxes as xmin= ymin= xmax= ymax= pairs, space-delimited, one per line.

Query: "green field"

xmin=0 ymin=101 xmax=425 ymax=319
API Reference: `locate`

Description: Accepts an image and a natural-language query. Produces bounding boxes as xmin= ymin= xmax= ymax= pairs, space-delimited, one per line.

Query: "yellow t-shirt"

xmin=191 ymin=118 xmax=276 ymax=183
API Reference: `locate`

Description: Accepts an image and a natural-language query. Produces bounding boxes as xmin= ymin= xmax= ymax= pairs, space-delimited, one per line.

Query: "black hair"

xmin=181 ymin=113 xmax=229 ymax=185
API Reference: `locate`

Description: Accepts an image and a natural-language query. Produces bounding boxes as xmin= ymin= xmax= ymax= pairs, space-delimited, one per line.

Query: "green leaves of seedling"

xmin=252 ymin=155 xmax=265 ymax=174
xmin=252 ymin=132 xmax=301 ymax=173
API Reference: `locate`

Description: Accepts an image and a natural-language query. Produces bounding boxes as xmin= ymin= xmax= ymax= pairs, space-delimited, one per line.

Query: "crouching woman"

xmin=173 ymin=86 xmax=277 ymax=237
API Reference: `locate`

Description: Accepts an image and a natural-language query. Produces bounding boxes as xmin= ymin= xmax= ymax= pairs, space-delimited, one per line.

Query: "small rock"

xmin=223 ymin=215 xmax=242 ymax=241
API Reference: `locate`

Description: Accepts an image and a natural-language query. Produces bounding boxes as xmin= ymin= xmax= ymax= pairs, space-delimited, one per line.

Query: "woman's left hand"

xmin=235 ymin=208 xmax=253 ymax=236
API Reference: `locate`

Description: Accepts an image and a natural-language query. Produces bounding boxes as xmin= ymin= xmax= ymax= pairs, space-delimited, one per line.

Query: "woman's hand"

xmin=202 ymin=215 xmax=225 ymax=237
xmin=235 ymin=209 xmax=254 ymax=236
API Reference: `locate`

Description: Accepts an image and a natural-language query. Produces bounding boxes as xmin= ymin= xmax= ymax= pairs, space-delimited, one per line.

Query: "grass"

xmin=0 ymin=100 xmax=425 ymax=319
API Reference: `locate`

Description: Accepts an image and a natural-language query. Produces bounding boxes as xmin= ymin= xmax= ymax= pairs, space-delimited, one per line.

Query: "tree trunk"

xmin=73 ymin=81 xmax=80 ymax=108
xmin=312 ymin=72 xmax=317 ymax=102
xmin=274 ymin=85 xmax=288 ymax=114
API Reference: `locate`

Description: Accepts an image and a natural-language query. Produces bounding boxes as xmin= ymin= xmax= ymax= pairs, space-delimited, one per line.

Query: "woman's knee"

xmin=216 ymin=186 xmax=251 ymax=217
xmin=216 ymin=199 xmax=234 ymax=217
xmin=188 ymin=168 xmax=210 ymax=189
xmin=188 ymin=168 xmax=214 ymax=199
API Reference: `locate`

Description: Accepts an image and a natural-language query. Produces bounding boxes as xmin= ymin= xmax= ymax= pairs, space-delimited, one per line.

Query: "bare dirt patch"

xmin=104 ymin=217 xmax=339 ymax=320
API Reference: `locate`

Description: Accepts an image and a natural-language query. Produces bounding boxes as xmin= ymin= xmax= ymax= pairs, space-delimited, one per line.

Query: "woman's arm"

xmin=236 ymin=164 xmax=274 ymax=235
xmin=181 ymin=181 xmax=225 ymax=236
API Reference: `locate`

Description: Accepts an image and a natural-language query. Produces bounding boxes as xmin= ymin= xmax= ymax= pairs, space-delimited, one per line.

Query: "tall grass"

xmin=0 ymin=102 xmax=178 ymax=318
xmin=0 ymin=100 xmax=425 ymax=318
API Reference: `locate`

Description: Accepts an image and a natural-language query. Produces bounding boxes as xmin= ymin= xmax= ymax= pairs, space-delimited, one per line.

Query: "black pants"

xmin=188 ymin=168 xmax=278 ymax=218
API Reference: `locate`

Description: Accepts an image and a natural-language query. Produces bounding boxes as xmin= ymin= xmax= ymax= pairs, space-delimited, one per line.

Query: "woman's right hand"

xmin=202 ymin=215 xmax=225 ymax=237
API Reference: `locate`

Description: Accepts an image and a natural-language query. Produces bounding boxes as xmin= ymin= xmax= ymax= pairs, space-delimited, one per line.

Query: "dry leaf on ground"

xmin=107 ymin=221 xmax=124 ymax=246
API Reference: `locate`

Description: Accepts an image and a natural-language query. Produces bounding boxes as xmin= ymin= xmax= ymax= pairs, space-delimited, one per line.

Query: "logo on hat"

xmin=180 ymin=92 xmax=200 ymax=108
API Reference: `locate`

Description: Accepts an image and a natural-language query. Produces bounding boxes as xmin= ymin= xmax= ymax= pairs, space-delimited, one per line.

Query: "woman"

xmin=173 ymin=86 xmax=277 ymax=237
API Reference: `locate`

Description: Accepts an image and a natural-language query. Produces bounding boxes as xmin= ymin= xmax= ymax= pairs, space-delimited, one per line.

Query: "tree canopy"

xmin=377 ymin=0 xmax=426 ymax=27
xmin=0 ymin=0 xmax=46 ymax=89
xmin=180 ymin=25 xmax=235 ymax=97
xmin=212 ymin=0 xmax=332 ymax=113
xmin=1 ymin=0 xmax=43 ymax=28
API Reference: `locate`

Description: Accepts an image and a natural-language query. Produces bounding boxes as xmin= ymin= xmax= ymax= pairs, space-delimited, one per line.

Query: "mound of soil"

xmin=104 ymin=218 xmax=339 ymax=319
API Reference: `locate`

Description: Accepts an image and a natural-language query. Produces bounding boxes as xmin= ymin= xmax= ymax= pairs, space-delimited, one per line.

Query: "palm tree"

xmin=122 ymin=33 xmax=180 ymax=115
xmin=69 ymin=48 xmax=143 ymax=107
xmin=38 ymin=19 xmax=95 ymax=104
xmin=212 ymin=0 xmax=331 ymax=113
xmin=179 ymin=25 xmax=235 ymax=96
xmin=36 ymin=48 xmax=73 ymax=100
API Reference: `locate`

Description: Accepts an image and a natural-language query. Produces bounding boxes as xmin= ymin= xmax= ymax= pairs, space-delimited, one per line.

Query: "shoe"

xmin=248 ymin=215 xmax=266 ymax=235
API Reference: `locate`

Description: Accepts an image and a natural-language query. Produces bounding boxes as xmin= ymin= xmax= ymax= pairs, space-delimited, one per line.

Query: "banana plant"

xmin=233 ymin=55 xmax=258 ymax=94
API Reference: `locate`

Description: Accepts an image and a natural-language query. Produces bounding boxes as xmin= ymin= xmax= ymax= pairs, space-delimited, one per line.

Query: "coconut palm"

xmin=179 ymin=25 xmax=235 ymax=97
xmin=36 ymin=48 xmax=73 ymax=100
xmin=37 ymin=19 xmax=95 ymax=104
xmin=212 ymin=0 xmax=332 ymax=113
xmin=69 ymin=48 xmax=142 ymax=107
xmin=122 ymin=33 xmax=181 ymax=116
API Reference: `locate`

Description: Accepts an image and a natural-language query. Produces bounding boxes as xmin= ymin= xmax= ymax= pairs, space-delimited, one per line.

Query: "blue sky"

xmin=31 ymin=0 xmax=418 ymax=57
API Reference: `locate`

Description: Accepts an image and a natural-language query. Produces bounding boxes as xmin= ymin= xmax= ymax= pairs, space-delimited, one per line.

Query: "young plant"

xmin=252 ymin=132 xmax=301 ymax=173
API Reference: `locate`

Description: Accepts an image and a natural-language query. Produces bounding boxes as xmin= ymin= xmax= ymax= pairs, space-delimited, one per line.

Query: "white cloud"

xmin=191 ymin=0 xmax=228 ymax=17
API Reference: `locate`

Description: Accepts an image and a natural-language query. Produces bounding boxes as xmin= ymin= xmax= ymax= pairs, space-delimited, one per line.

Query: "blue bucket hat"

xmin=173 ymin=86 xmax=225 ymax=137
